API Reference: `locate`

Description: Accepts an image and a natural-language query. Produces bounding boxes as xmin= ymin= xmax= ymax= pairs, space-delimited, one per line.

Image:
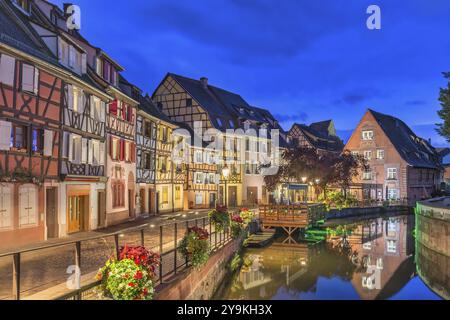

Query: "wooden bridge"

xmin=258 ymin=204 xmax=325 ymax=240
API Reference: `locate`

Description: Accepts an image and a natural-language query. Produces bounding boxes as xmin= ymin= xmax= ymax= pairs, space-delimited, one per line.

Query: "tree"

xmin=437 ymin=72 xmax=450 ymax=142
xmin=263 ymin=147 xmax=368 ymax=200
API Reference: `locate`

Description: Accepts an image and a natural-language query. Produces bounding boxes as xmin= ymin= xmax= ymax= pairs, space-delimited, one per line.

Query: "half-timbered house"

xmin=152 ymin=73 xmax=286 ymax=207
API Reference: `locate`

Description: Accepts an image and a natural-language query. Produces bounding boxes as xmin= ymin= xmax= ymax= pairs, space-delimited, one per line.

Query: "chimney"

xmin=200 ymin=77 xmax=208 ymax=88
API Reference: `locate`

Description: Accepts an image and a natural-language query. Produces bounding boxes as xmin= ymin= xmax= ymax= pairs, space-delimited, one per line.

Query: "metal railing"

xmin=0 ymin=215 xmax=233 ymax=300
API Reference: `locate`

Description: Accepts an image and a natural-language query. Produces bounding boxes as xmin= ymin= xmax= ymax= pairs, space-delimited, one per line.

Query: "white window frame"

xmin=376 ymin=149 xmax=385 ymax=160
xmin=19 ymin=184 xmax=38 ymax=227
xmin=362 ymin=130 xmax=374 ymax=140
xmin=0 ymin=185 xmax=13 ymax=229
xmin=387 ymin=168 xmax=397 ymax=180
xmin=364 ymin=150 xmax=372 ymax=160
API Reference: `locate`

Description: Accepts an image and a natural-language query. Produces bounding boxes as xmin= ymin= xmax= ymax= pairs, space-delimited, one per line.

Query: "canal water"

xmin=217 ymin=214 xmax=446 ymax=300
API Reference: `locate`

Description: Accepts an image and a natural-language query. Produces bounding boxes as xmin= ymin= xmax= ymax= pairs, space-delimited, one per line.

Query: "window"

xmin=21 ymin=63 xmax=39 ymax=94
xmin=158 ymin=156 xmax=167 ymax=172
xmin=376 ymin=258 xmax=383 ymax=269
xmin=19 ymin=185 xmax=37 ymax=226
xmin=31 ymin=128 xmax=43 ymax=153
xmin=216 ymin=118 xmax=223 ymax=128
xmin=144 ymin=121 xmax=152 ymax=138
xmin=13 ymin=0 xmax=30 ymax=13
xmin=376 ymin=149 xmax=384 ymax=160
xmin=195 ymin=150 xmax=203 ymax=163
xmin=143 ymin=152 xmax=151 ymax=169
xmin=90 ymin=96 xmax=105 ymax=122
xmin=112 ymin=182 xmax=125 ymax=208
xmin=0 ymin=54 xmax=15 ymax=86
xmin=387 ymin=168 xmax=397 ymax=180
xmin=387 ymin=188 xmax=398 ymax=200
xmin=363 ymin=170 xmax=372 ymax=180
xmin=11 ymin=124 xmax=27 ymax=151
xmin=351 ymin=151 xmax=359 ymax=157
xmin=186 ymin=98 xmax=192 ymax=107
xmin=125 ymin=141 xmax=131 ymax=162
xmin=161 ymin=187 xmax=169 ymax=204
xmin=175 ymin=186 xmax=181 ymax=200
xmin=0 ymin=185 xmax=12 ymax=229
xmin=194 ymin=172 xmax=204 ymax=184
xmin=68 ymin=134 xmax=82 ymax=163
xmin=96 ymin=57 xmax=103 ymax=76
xmin=229 ymin=120 xmax=234 ymax=128
xmin=362 ymin=130 xmax=374 ymax=140
xmin=363 ymin=150 xmax=372 ymax=160
xmin=110 ymin=137 xmax=119 ymax=161
xmin=195 ymin=193 xmax=203 ymax=205
xmin=387 ymin=240 xmax=397 ymax=253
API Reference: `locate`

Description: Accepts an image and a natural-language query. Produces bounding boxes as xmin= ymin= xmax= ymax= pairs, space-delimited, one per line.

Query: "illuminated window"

xmin=162 ymin=187 xmax=169 ymax=204
xmin=376 ymin=149 xmax=384 ymax=159
xmin=175 ymin=186 xmax=181 ymax=200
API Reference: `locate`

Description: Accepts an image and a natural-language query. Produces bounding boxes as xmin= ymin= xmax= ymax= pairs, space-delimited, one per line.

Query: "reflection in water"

xmin=220 ymin=214 xmax=444 ymax=300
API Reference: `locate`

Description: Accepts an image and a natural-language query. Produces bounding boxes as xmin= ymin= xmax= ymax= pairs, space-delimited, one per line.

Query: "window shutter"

xmin=78 ymin=90 xmax=85 ymax=114
xmin=90 ymin=95 xmax=95 ymax=119
xmin=109 ymin=136 xmax=113 ymax=159
xmin=67 ymin=84 xmax=73 ymax=109
xmin=0 ymin=186 xmax=12 ymax=228
xmin=109 ymin=100 xmax=117 ymax=115
xmin=43 ymin=129 xmax=53 ymax=156
xmin=81 ymin=53 xmax=87 ymax=74
xmin=120 ymin=139 xmax=125 ymax=161
xmin=81 ymin=138 xmax=88 ymax=163
xmin=33 ymin=68 xmax=39 ymax=94
xmin=0 ymin=54 xmax=15 ymax=86
xmin=21 ymin=63 xmax=34 ymax=92
xmin=99 ymin=141 xmax=105 ymax=165
xmin=88 ymin=139 xmax=93 ymax=164
xmin=0 ymin=120 xmax=12 ymax=151
xmin=100 ymin=101 xmax=106 ymax=122
xmin=131 ymin=143 xmax=136 ymax=163
xmin=68 ymin=133 xmax=74 ymax=161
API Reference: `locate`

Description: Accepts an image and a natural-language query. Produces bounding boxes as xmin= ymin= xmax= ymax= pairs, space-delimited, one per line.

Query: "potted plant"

xmin=96 ymin=245 xmax=159 ymax=300
xmin=179 ymin=226 xmax=210 ymax=268
xmin=209 ymin=205 xmax=230 ymax=232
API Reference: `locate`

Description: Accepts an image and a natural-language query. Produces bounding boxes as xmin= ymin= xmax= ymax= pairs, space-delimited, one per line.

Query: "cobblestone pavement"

xmin=0 ymin=209 xmax=215 ymax=300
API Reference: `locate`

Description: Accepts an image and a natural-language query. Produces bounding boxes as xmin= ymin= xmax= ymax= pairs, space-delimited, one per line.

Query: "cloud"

xmin=273 ymin=112 xmax=308 ymax=124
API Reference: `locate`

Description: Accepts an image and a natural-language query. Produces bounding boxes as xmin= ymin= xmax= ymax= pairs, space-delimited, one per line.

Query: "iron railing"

xmin=0 ymin=215 xmax=234 ymax=300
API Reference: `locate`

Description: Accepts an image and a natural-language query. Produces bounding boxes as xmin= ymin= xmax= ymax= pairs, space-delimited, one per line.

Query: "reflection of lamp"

xmin=301 ymin=177 xmax=307 ymax=183
xmin=222 ymin=166 xmax=230 ymax=206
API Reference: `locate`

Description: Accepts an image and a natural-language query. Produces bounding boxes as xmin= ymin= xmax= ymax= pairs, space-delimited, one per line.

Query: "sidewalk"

xmin=0 ymin=208 xmax=211 ymax=256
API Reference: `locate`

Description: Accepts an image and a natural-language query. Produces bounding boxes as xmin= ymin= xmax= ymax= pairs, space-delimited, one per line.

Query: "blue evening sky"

xmin=54 ymin=0 xmax=450 ymax=146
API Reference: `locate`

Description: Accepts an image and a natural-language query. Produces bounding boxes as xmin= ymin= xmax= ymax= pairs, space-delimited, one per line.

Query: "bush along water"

xmin=179 ymin=226 xmax=211 ymax=268
xmin=209 ymin=205 xmax=230 ymax=232
xmin=96 ymin=245 xmax=160 ymax=300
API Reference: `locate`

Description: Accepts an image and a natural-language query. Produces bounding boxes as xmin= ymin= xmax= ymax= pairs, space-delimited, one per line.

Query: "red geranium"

xmin=188 ymin=226 xmax=209 ymax=240
xmin=119 ymin=245 xmax=160 ymax=279
xmin=231 ymin=214 xmax=244 ymax=224
xmin=216 ymin=204 xmax=228 ymax=213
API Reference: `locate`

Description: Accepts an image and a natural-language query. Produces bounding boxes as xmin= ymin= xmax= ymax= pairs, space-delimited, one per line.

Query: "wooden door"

xmin=140 ymin=189 xmax=146 ymax=214
xmin=228 ymin=186 xmax=237 ymax=208
xmin=46 ymin=187 xmax=58 ymax=238
xmin=68 ymin=195 xmax=86 ymax=233
xmin=0 ymin=185 xmax=12 ymax=229
xmin=97 ymin=191 xmax=106 ymax=228
xmin=209 ymin=192 xmax=216 ymax=208
xmin=247 ymin=187 xmax=258 ymax=206
xmin=128 ymin=189 xmax=135 ymax=218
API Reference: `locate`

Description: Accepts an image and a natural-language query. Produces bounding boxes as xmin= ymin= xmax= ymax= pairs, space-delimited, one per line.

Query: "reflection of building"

xmin=345 ymin=109 xmax=441 ymax=205
xmin=344 ymin=216 xmax=415 ymax=299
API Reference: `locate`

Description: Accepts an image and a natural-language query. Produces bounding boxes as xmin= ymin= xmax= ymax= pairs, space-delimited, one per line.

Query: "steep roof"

xmin=368 ymin=109 xmax=440 ymax=169
xmin=0 ymin=0 xmax=56 ymax=64
xmin=310 ymin=120 xmax=332 ymax=135
xmin=290 ymin=122 xmax=344 ymax=152
xmin=163 ymin=73 xmax=285 ymax=134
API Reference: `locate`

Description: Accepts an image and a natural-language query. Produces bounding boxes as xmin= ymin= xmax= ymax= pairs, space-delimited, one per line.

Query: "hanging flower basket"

xmin=209 ymin=205 xmax=230 ymax=232
xmin=179 ymin=226 xmax=210 ymax=268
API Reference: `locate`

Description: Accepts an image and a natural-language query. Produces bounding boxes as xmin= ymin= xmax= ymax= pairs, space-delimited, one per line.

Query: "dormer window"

xmin=58 ymin=38 xmax=85 ymax=75
xmin=96 ymin=57 xmax=118 ymax=86
xmin=216 ymin=118 xmax=223 ymax=128
xmin=13 ymin=0 xmax=30 ymax=14
xmin=228 ymin=120 xmax=234 ymax=128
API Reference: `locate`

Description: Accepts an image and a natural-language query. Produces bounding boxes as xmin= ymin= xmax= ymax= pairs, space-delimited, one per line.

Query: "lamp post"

xmin=301 ymin=177 xmax=307 ymax=203
xmin=222 ymin=165 xmax=230 ymax=207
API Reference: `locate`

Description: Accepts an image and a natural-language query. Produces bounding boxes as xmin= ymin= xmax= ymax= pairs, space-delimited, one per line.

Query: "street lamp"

xmin=222 ymin=165 xmax=230 ymax=206
xmin=315 ymin=178 xmax=320 ymax=184
xmin=301 ymin=176 xmax=307 ymax=183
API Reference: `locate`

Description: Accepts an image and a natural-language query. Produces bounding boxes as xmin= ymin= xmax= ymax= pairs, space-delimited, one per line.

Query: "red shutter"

xmin=109 ymin=136 xmax=113 ymax=159
xmin=122 ymin=103 xmax=127 ymax=120
xmin=109 ymin=100 xmax=117 ymax=115
xmin=131 ymin=143 xmax=136 ymax=163
xmin=120 ymin=139 xmax=125 ymax=161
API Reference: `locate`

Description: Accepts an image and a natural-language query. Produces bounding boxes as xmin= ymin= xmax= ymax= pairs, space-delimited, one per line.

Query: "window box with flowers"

xmin=95 ymin=245 xmax=159 ymax=300
xmin=179 ymin=226 xmax=210 ymax=268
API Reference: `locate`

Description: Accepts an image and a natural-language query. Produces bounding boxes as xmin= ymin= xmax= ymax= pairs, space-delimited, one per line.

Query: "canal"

xmin=217 ymin=213 xmax=447 ymax=300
